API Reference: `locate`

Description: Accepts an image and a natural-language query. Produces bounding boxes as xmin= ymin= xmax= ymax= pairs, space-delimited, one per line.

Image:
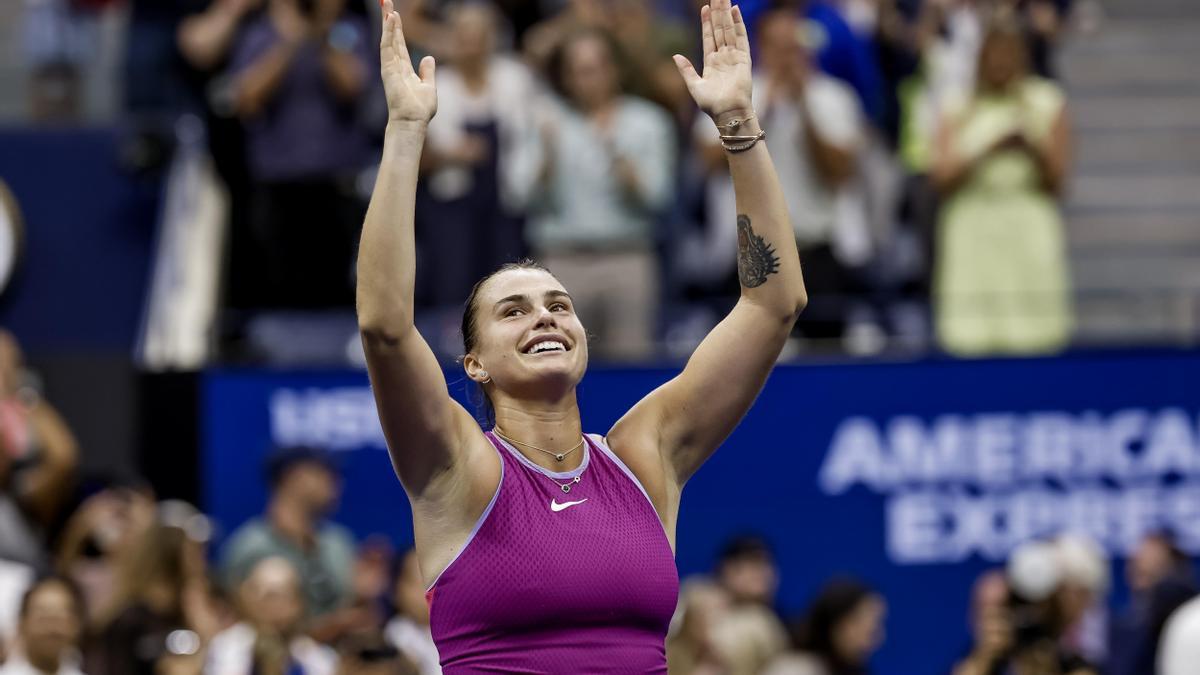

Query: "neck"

xmin=582 ymin=97 xmax=616 ymax=118
xmin=460 ymin=58 xmax=488 ymax=87
xmin=268 ymin=495 xmax=316 ymax=549
xmin=25 ymin=650 xmax=61 ymax=674
xmin=491 ymin=392 xmax=585 ymax=471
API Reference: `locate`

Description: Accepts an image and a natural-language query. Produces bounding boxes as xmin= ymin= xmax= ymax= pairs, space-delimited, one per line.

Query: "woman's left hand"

xmin=673 ymin=0 xmax=753 ymax=121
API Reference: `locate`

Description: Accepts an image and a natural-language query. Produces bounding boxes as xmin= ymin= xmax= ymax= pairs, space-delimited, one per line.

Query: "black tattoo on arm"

xmin=736 ymin=214 xmax=780 ymax=288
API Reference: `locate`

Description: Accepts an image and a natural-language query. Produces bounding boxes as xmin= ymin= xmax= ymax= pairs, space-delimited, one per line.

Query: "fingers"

xmin=379 ymin=1 xmax=410 ymax=66
xmin=731 ymin=4 xmax=750 ymax=53
xmin=673 ymin=54 xmax=701 ymax=88
xmin=712 ymin=0 xmax=735 ymax=49
xmin=418 ymin=55 xmax=436 ymax=85
xmin=701 ymin=4 xmax=715 ymax=58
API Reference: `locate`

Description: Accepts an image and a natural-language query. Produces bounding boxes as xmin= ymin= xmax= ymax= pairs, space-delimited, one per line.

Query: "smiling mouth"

xmin=524 ymin=339 xmax=570 ymax=355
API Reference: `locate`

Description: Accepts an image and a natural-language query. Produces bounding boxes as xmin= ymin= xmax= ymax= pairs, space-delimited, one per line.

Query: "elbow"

xmin=788 ymin=291 xmax=809 ymax=324
xmin=358 ymin=315 xmax=414 ymax=348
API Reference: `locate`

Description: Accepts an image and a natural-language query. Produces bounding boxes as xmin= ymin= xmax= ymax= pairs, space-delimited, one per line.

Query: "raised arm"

xmin=357 ymin=2 xmax=476 ymax=495
xmin=609 ymin=0 xmax=807 ymax=486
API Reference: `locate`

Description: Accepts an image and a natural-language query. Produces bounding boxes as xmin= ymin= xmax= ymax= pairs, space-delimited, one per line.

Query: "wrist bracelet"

xmin=716 ymin=112 xmax=757 ymax=132
xmin=720 ymin=128 xmax=766 ymax=153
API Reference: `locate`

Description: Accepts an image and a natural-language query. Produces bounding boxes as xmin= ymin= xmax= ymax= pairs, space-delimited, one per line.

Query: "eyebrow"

xmin=493 ymin=290 xmax=574 ymax=309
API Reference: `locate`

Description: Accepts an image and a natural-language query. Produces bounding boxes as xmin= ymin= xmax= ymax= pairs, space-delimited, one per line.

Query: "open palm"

xmin=379 ymin=0 xmax=437 ymax=124
xmin=674 ymin=0 xmax=753 ymax=119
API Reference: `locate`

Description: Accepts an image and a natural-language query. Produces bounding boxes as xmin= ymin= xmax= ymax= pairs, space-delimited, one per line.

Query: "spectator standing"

xmin=693 ymin=10 xmax=867 ymax=345
xmin=219 ymin=447 xmax=355 ymax=621
xmin=205 ymin=557 xmax=338 ymax=675
xmin=416 ymin=2 xmax=537 ymax=315
xmin=763 ymin=578 xmax=887 ymax=675
xmin=0 ymin=577 xmax=86 ymax=675
xmin=512 ymin=29 xmax=675 ymax=360
xmin=930 ymin=14 xmax=1071 ymax=356
xmin=229 ymin=0 xmax=372 ymax=308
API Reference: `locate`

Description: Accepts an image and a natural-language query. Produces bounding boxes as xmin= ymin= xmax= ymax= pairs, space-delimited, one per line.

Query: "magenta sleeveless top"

xmin=425 ymin=431 xmax=679 ymax=673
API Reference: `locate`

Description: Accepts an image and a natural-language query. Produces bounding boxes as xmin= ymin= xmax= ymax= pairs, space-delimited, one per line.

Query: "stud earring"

xmin=479 ymin=371 xmax=491 ymax=384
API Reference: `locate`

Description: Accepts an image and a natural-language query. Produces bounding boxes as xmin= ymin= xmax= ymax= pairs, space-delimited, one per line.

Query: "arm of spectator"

xmin=609 ymin=108 xmax=675 ymax=211
xmin=608 ymin=1 xmax=808 ymax=486
xmin=1023 ymin=104 xmax=1071 ymax=196
xmin=318 ymin=20 xmax=369 ymax=103
xmin=232 ymin=6 xmax=310 ymax=118
xmin=178 ymin=0 xmax=261 ymax=71
xmin=931 ymin=112 xmax=974 ymax=194
xmin=798 ymin=85 xmax=859 ymax=187
xmin=18 ymin=402 xmax=78 ymax=524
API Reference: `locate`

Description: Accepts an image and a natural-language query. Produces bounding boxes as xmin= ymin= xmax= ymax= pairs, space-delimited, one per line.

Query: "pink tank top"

xmin=425 ymin=431 xmax=679 ymax=673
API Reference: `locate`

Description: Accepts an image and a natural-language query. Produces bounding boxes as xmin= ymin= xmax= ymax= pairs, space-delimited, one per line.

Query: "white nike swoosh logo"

xmin=550 ymin=498 xmax=588 ymax=512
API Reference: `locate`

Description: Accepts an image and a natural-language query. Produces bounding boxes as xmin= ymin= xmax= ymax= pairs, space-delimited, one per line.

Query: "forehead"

xmin=452 ymin=5 xmax=492 ymax=29
xmin=28 ymin=583 xmax=72 ymax=612
xmin=478 ymin=268 xmax=567 ymax=306
xmin=567 ymin=36 xmax=612 ymax=66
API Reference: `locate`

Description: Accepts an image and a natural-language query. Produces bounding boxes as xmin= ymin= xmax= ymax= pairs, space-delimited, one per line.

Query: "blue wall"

xmin=203 ymin=349 xmax=1200 ymax=673
xmin=0 ymin=128 xmax=159 ymax=352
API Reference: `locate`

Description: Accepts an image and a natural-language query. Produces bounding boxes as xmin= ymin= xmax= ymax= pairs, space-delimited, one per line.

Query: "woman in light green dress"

xmin=932 ymin=16 xmax=1072 ymax=356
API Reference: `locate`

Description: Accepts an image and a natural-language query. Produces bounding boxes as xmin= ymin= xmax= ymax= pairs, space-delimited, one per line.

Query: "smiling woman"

xmin=355 ymin=0 xmax=808 ymax=671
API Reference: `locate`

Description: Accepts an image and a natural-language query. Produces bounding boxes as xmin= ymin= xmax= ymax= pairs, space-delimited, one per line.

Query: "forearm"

xmin=718 ymin=110 xmax=807 ymax=319
xmin=357 ymin=122 xmax=426 ymax=336
xmin=234 ymin=41 xmax=302 ymax=117
xmin=21 ymin=404 xmax=78 ymax=523
xmin=321 ymin=46 xmax=367 ymax=102
xmin=178 ymin=3 xmax=245 ymax=70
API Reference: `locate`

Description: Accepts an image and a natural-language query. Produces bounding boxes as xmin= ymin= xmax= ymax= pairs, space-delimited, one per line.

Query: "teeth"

xmin=528 ymin=340 xmax=566 ymax=354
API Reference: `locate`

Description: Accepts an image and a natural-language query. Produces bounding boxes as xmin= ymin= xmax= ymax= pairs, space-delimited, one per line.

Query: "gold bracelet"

xmin=720 ymin=128 xmax=766 ymax=153
xmin=716 ymin=112 xmax=757 ymax=132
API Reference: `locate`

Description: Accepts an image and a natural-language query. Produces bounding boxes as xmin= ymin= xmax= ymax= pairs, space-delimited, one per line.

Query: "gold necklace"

xmin=492 ymin=427 xmax=585 ymax=463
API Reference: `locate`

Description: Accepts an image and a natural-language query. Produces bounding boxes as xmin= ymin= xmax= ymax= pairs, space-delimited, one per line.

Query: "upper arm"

xmin=609 ymin=298 xmax=793 ymax=485
xmin=361 ymin=326 xmax=483 ymax=498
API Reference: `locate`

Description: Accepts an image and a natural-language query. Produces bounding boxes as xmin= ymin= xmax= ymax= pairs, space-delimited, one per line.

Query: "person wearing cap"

xmin=218 ymin=446 xmax=355 ymax=621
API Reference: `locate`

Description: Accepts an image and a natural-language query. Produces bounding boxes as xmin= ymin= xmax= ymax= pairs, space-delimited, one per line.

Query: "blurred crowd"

xmin=17 ymin=0 xmax=1082 ymax=361
xmin=3 ymin=327 xmax=1200 ymax=674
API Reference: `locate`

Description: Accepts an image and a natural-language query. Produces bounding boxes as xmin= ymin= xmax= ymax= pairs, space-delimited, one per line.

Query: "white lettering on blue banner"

xmin=818 ymin=408 xmax=1200 ymax=563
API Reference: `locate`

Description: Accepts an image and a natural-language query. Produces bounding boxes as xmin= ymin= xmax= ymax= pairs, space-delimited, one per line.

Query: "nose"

xmin=533 ymin=306 xmax=558 ymax=330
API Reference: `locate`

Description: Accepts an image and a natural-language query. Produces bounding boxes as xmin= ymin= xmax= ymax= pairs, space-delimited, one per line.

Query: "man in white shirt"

xmin=0 ymin=577 xmax=85 ymax=675
xmin=1158 ymin=594 xmax=1200 ymax=675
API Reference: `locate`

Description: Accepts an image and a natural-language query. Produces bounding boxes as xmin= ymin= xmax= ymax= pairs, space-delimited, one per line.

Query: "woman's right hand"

xmin=380 ymin=0 xmax=437 ymax=125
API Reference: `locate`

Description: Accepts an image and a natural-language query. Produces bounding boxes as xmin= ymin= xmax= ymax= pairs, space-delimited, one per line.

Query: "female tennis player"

xmin=357 ymin=0 xmax=807 ymax=670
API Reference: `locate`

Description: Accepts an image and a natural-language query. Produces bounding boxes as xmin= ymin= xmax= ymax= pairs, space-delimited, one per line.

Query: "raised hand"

xmin=672 ymin=0 xmax=753 ymax=121
xmin=379 ymin=0 xmax=437 ymax=124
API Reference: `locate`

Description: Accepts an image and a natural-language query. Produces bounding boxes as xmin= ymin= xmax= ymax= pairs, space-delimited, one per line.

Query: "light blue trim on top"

xmin=424 ymin=436 xmax=505 ymax=593
xmin=586 ymin=434 xmax=673 ymax=552
xmin=490 ymin=430 xmax=591 ymax=480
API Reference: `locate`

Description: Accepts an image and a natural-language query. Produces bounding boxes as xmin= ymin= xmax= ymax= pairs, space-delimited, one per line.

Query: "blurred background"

xmin=1 ymin=0 xmax=1199 ymax=672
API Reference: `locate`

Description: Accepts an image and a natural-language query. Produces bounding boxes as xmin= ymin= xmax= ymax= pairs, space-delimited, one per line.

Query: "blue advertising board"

xmin=203 ymin=349 xmax=1200 ymax=673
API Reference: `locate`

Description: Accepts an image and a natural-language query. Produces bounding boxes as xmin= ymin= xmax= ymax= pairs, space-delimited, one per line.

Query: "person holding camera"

xmin=229 ymin=0 xmax=373 ymax=309
xmin=953 ymin=540 xmax=1101 ymax=675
